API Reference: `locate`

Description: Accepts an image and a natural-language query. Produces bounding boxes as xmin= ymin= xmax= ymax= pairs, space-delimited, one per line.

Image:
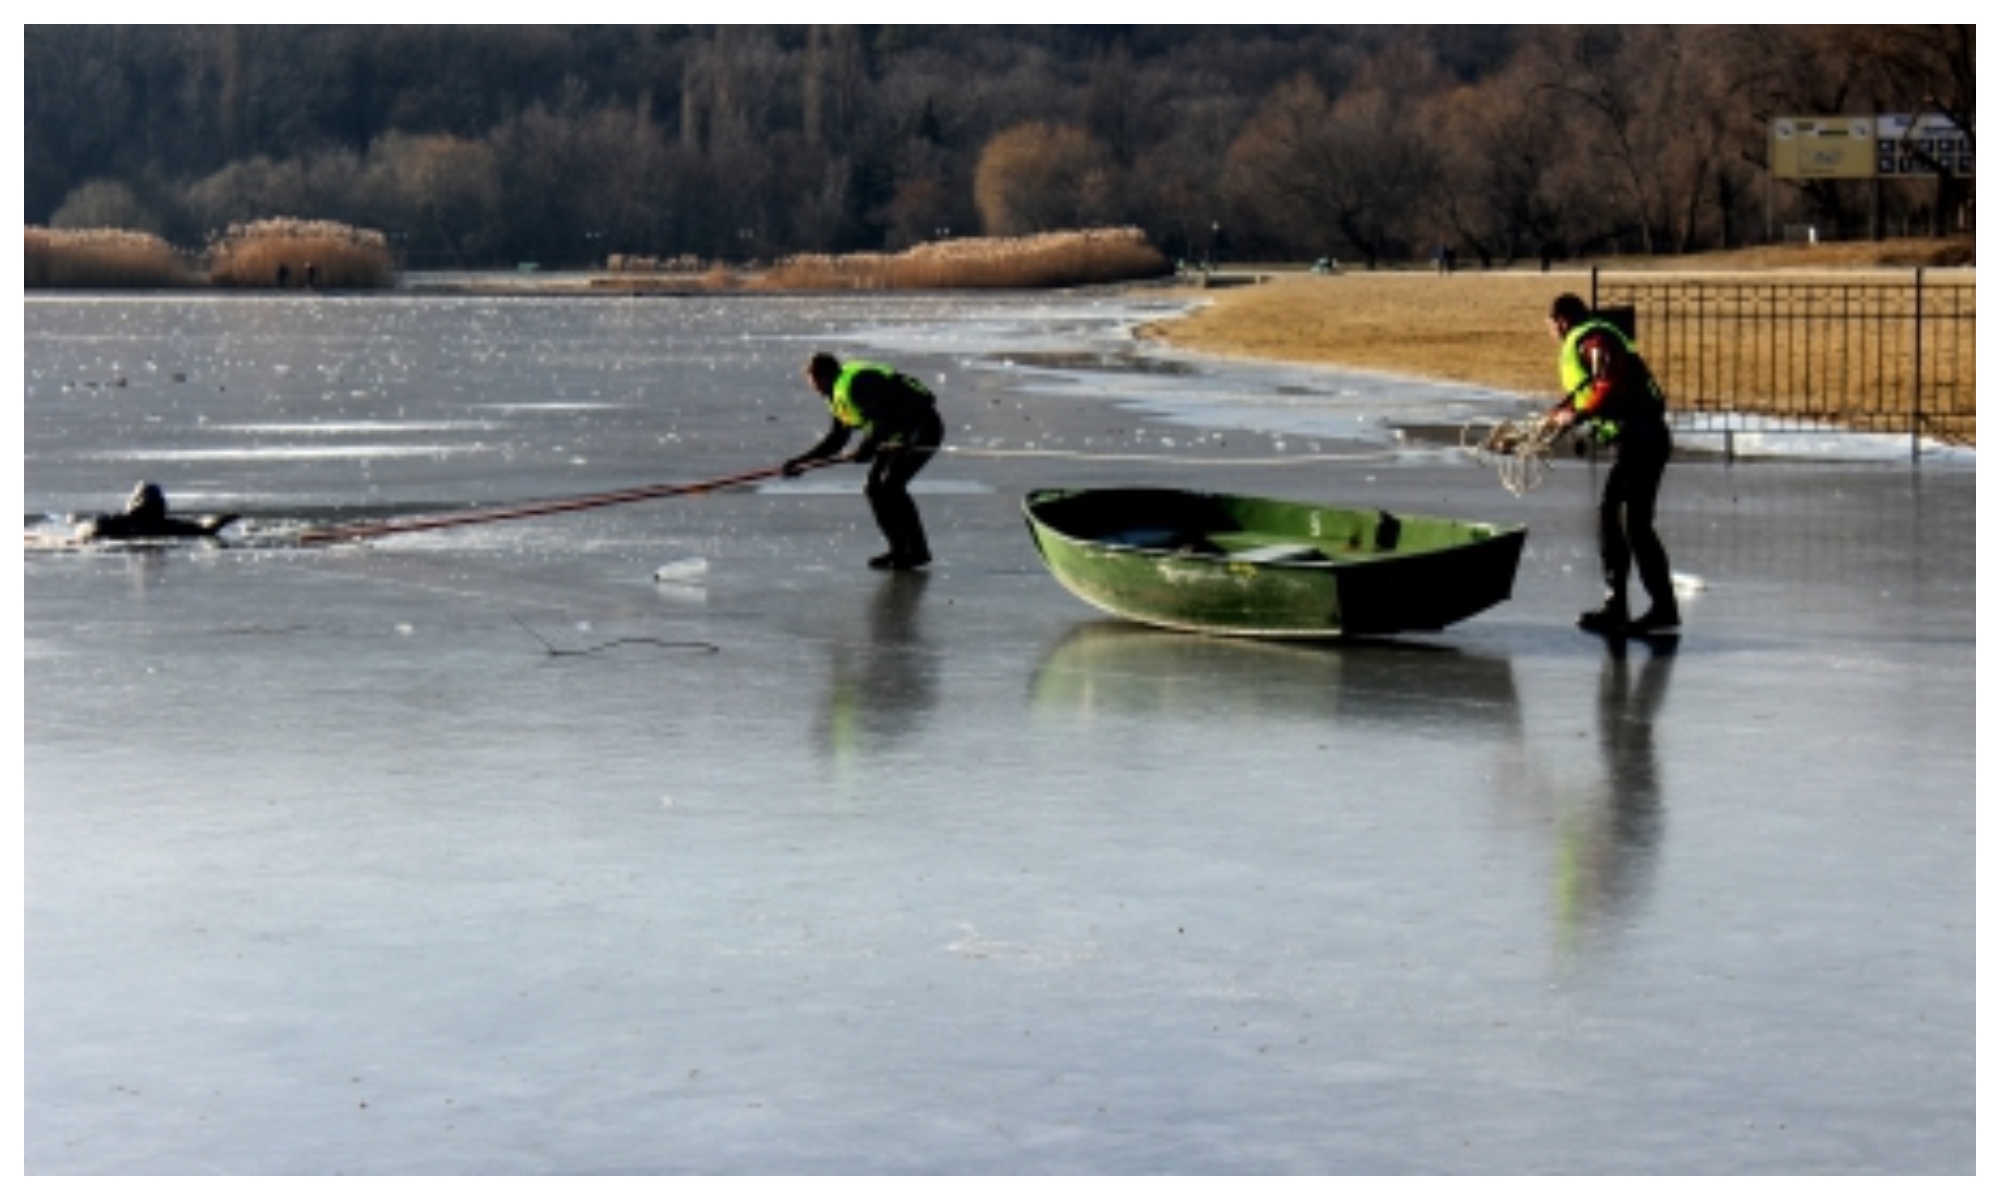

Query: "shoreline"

xmin=390 ymin=259 xmax=1976 ymax=422
xmin=30 ymin=260 xmax=1973 ymax=445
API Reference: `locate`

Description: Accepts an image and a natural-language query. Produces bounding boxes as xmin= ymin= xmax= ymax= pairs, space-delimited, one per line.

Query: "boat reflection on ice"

xmin=1029 ymin=619 xmax=1522 ymax=735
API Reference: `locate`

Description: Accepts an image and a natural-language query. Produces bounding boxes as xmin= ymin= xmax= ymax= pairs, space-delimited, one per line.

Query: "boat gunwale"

xmin=1022 ymin=487 xmax=1525 ymax=570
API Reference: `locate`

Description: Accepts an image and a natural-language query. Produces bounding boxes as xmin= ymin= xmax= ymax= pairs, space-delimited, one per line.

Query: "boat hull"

xmin=1023 ymin=487 xmax=1526 ymax=638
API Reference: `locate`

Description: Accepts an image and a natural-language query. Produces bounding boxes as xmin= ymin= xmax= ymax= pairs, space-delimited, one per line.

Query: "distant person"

xmin=77 ymin=481 xmax=237 ymax=542
xmin=276 ymin=263 xmax=290 ymax=288
xmin=784 ymin=352 xmax=945 ymax=570
xmin=1542 ymin=293 xmax=1679 ymax=635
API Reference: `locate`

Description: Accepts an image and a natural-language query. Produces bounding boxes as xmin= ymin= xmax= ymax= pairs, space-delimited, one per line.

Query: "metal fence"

xmin=1591 ymin=269 xmax=1976 ymax=455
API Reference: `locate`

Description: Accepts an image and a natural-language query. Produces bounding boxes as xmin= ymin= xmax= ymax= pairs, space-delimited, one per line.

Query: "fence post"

xmin=1911 ymin=268 xmax=1925 ymax=462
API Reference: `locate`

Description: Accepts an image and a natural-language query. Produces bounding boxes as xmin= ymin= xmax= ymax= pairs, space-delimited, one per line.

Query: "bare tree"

xmin=1514 ymin=27 xmax=1688 ymax=254
xmin=179 ymin=155 xmax=316 ymax=234
xmin=1224 ymin=74 xmax=1437 ymax=268
xmin=973 ymin=121 xmax=1112 ymax=236
xmin=1128 ymin=95 xmax=1245 ymax=263
xmin=50 ymin=179 xmax=161 ymax=233
xmin=1816 ymin=25 xmax=1976 ymax=233
xmin=358 ymin=133 xmax=502 ymax=266
xmin=1416 ymin=73 xmax=1562 ymax=266
xmin=802 ymin=25 xmax=867 ymax=151
xmin=24 ymin=27 xmax=138 ymax=215
xmin=24 ymin=26 xmax=1973 ymax=260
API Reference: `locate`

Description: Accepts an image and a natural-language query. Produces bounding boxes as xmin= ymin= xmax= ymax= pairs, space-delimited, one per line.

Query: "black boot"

xmin=1577 ymin=596 xmax=1630 ymax=634
xmin=1627 ymin=603 xmax=1681 ymax=634
xmin=868 ymin=549 xmax=930 ymax=571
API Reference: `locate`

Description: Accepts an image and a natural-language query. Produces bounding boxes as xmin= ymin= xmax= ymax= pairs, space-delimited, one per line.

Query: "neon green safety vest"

xmin=828 ymin=360 xmax=894 ymax=430
xmin=1558 ymin=319 xmax=1657 ymax=443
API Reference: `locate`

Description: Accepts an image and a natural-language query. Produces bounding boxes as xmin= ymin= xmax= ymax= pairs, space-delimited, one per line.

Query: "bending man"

xmin=785 ymin=352 xmax=945 ymax=570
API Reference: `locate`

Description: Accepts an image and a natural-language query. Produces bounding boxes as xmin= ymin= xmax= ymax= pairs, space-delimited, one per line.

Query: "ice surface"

xmin=22 ymin=290 xmax=1976 ymax=1174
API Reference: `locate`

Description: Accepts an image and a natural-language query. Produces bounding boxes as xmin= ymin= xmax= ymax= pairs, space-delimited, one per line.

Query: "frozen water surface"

xmin=22 ymin=292 xmax=1976 ymax=1173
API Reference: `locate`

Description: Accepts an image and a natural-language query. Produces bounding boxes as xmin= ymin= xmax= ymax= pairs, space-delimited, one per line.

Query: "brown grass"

xmin=1141 ymin=271 xmax=1593 ymax=396
xmin=25 ymin=227 xmax=198 ymax=288
xmin=1586 ymin=237 xmax=1974 ymax=272
xmin=751 ymin=227 xmax=1170 ymax=290
xmin=206 ymin=218 xmax=396 ymax=289
xmin=1139 ymin=239 xmax=1975 ymax=440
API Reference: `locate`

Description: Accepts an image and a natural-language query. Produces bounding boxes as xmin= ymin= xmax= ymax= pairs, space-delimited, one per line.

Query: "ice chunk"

xmin=653 ymin=557 xmax=708 ymax=583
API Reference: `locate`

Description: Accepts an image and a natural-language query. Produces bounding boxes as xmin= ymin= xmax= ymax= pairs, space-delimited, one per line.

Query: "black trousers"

xmin=865 ymin=408 xmax=944 ymax=558
xmin=1599 ymin=434 xmax=1674 ymax=611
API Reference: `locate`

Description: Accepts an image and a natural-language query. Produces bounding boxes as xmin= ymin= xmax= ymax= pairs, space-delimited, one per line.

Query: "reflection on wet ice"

xmin=815 ymin=572 xmax=939 ymax=770
xmin=1028 ymin=621 xmax=1522 ymax=735
xmin=1551 ymin=639 xmax=1675 ymax=959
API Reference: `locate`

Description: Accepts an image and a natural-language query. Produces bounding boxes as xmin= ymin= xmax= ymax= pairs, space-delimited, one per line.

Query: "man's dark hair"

xmin=1550 ymin=293 xmax=1591 ymax=325
xmin=807 ymin=352 xmax=842 ymax=383
xmin=126 ymin=481 xmax=166 ymax=519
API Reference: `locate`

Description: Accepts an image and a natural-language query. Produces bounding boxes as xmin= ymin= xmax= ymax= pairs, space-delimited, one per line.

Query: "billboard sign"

xmin=1876 ymin=113 xmax=1974 ymax=177
xmin=1770 ymin=116 xmax=1877 ymax=179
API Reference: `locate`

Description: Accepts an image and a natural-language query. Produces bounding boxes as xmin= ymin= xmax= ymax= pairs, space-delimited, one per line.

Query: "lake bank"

xmin=391 ymin=232 xmax=1975 ymax=439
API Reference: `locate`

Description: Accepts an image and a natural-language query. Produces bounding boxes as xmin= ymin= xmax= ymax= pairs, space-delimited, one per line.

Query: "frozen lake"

xmin=21 ymin=291 xmax=1976 ymax=1173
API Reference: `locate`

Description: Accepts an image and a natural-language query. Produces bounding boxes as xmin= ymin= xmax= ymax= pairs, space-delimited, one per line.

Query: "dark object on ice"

xmin=77 ymin=481 xmax=238 ymax=542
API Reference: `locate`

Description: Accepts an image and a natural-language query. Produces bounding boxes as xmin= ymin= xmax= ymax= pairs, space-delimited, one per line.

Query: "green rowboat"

xmin=1022 ymin=487 xmax=1526 ymax=638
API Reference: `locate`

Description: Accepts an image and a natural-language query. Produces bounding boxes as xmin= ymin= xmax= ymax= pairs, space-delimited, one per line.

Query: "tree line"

xmin=24 ymin=25 xmax=1975 ymax=270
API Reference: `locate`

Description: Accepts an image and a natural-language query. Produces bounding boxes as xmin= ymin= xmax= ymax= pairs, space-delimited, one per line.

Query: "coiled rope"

xmin=1459 ymin=414 xmax=1566 ymax=496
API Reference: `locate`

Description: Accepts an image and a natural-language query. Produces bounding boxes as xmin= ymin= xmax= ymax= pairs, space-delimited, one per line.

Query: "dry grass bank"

xmin=1141 ymin=271 xmax=1564 ymax=397
xmin=1140 ymin=238 xmax=1976 ymax=437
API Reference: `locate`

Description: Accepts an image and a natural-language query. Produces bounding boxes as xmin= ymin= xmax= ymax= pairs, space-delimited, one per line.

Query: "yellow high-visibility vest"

xmin=829 ymin=360 xmax=894 ymax=430
xmin=1558 ymin=319 xmax=1660 ymax=442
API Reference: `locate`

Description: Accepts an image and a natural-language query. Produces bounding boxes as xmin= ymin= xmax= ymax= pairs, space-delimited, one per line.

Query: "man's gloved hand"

xmin=781 ymin=458 xmax=809 ymax=477
xmin=848 ymin=445 xmax=875 ymax=465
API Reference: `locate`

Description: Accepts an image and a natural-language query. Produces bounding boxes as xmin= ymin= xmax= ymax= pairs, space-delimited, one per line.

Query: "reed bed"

xmin=606 ymin=253 xmax=708 ymax=273
xmin=753 ymin=227 xmax=1170 ymax=291
xmin=25 ymin=227 xmax=197 ymax=289
xmin=205 ymin=218 xmax=395 ymax=289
